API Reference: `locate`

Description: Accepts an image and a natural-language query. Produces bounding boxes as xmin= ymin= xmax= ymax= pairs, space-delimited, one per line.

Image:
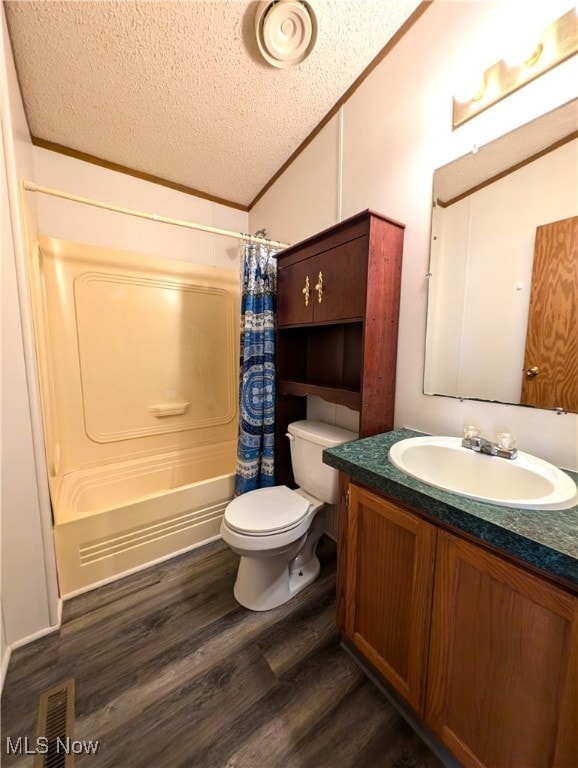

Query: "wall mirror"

xmin=424 ymin=99 xmax=578 ymax=413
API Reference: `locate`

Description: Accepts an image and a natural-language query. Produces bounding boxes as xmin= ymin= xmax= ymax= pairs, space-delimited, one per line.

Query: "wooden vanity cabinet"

xmin=427 ymin=531 xmax=578 ymax=768
xmin=341 ymin=481 xmax=578 ymax=768
xmin=275 ymin=211 xmax=404 ymax=485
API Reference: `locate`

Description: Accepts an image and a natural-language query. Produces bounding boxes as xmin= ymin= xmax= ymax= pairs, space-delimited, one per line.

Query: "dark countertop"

xmin=323 ymin=428 xmax=578 ymax=589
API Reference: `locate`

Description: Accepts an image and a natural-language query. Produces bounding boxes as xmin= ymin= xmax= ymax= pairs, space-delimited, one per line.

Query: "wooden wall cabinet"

xmin=277 ymin=234 xmax=368 ymax=326
xmin=275 ymin=210 xmax=404 ymax=485
xmin=342 ymin=482 xmax=578 ymax=768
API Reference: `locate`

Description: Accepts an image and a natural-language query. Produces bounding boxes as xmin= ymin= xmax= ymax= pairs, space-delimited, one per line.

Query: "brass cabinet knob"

xmin=526 ymin=366 xmax=539 ymax=378
xmin=302 ymin=275 xmax=310 ymax=306
xmin=314 ymin=271 xmax=323 ymax=303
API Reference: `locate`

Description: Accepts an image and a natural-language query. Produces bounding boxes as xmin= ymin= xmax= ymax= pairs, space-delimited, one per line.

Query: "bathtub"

xmin=30 ymin=236 xmax=240 ymax=596
xmin=53 ymin=444 xmax=236 ymax=596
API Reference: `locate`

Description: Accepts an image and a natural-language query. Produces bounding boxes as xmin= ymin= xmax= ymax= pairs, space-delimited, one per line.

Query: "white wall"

xmin=2 ymin=134 xmax=53 ymax=643
xmin=250 ymin=113 xmax=341 ymax=245
xmin=1 ymin=6 xmax=59 ymax=664
xmin=251 ymin=0 xmax=578 ymax=471
xmin=34 ymin=148 xmax=248 ymax=271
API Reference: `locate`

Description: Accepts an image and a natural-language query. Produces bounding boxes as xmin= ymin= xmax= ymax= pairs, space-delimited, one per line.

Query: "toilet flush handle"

xmin=286 ymin=433 xmax=295 ymax=441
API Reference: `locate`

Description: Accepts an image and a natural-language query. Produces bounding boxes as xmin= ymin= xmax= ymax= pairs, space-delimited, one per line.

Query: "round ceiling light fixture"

xmin=255 ymin=0 xmax=317 ymax=68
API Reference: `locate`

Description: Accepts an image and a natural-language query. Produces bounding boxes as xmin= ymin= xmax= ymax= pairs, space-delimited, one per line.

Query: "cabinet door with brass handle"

xmin=313 ymin=239 xmax=368 ymax=323
xmin=277 ymin=259 xmax=314 ymax=326
xmin=314 ymin=271 xmax=323 ymax=303
xmin=302 ymin=275 xmax=310 ymax=307
xmin=277 ymin=231 xmax=371 ymax=325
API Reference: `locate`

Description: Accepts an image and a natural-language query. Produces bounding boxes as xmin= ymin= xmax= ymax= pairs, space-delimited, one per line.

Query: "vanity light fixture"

xmin=453 ymin=6 xmax=578 ymax=128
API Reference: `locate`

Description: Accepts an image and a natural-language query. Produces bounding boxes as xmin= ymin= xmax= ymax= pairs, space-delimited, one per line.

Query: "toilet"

xmin=220 ymin=420 xmax=357 ymax=611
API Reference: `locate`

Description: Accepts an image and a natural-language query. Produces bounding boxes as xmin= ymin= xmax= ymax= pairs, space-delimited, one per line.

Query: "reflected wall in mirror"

xmin=424 ymin=99 xmax=578 ymax=413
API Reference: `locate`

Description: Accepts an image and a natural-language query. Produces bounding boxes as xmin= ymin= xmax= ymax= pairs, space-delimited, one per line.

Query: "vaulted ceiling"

xmin=4 ymin=0 xmax=426 ymax=208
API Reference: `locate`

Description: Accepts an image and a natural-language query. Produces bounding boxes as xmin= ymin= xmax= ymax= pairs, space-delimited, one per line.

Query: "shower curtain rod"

xmin=22 ymin=181 xmax=290 ymax=248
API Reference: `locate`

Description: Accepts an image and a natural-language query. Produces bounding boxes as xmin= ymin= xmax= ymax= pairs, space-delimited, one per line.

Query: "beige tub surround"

xmin=30 ymin=236 xmax=240 ymax=594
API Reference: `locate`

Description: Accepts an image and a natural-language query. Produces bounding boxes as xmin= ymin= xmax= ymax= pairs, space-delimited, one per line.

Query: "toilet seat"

xmin=224 ymin=486 xmax=310 ymax=536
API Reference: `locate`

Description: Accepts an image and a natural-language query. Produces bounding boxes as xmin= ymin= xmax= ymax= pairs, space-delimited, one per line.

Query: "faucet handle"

xmin=498 ymin=432 xmax=516 ymax=451
xmin=462 ymin=425 xmax=482 ymax=451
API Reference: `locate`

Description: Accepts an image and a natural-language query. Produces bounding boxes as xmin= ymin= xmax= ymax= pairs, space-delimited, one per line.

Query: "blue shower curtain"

xmin=234 ymin=241 xmax=278 ymax=495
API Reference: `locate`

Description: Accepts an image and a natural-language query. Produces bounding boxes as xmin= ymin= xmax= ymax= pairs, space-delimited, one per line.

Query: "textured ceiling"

xmin=4 ymin=0 xmax=423 ymax=208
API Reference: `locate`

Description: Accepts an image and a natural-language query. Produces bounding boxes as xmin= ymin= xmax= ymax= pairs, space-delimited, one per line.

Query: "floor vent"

xmin=34 ymin=679 xmax=76 ymax=768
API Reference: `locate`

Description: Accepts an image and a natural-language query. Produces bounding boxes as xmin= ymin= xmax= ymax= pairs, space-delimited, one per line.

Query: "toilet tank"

xmin=287 ymin=420 xmax=357 ymax=504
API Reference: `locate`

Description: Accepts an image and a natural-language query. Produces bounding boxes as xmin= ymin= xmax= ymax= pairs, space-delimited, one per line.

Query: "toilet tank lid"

xmin=287 ymin=420 xmax=358 ymax=447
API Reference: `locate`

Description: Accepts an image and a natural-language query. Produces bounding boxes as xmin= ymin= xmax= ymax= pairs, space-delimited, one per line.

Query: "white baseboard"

xmin=1 ymin=606 xmax=62 ymax=694
xmin=9 ymin=615 xmax=61 ymax=651
xmin=1 ymin=645 xmax=12 ymax=693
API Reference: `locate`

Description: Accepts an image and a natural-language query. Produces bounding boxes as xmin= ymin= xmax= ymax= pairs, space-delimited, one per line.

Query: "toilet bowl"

xmin=221 ymin=420 xmax=357 ymax=611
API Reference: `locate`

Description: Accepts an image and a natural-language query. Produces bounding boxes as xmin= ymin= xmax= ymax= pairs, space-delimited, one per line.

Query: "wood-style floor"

xmin=1 ymin=538 xmax=445 ymax=768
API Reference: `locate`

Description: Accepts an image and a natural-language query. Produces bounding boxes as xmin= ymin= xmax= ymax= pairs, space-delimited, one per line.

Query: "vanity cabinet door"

xmin=345 ymin=483 xmax=437 ymax=713
xmin=426 ymin=531 xmax=578 ymax=768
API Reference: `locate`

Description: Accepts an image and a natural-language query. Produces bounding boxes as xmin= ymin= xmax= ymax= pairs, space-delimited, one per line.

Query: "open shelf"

xmin=277 ymin=322 xmax=363 ymax=394
xmin=278 ymin=380 xmax=361 ymax=410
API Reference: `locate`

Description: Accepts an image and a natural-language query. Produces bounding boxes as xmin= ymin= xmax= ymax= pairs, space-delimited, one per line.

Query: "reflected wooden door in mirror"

xmin=521 ymin=216 xmax=578 ymax=412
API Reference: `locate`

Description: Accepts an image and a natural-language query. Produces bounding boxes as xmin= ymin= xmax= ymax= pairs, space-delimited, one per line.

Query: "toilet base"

xmin=225 ymin=500 xmax=326 ymax=612
xmin=233 ymin=552 xmax=321 ymax=611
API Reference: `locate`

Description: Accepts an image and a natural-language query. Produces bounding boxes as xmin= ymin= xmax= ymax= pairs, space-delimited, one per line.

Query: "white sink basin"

xmin=389 ymin=436 xmax=578 ymax=510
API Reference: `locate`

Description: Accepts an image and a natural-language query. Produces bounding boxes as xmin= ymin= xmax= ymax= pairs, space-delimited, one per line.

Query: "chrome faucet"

xmin=462 ymin=428 xmax=518 ymax=460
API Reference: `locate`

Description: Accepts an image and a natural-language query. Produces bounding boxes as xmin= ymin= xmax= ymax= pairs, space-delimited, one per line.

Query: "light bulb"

xmin=503 ymin=38 xmax=543 ymax=67
xmin=453 ymin=72 xmax=486 ymax=105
